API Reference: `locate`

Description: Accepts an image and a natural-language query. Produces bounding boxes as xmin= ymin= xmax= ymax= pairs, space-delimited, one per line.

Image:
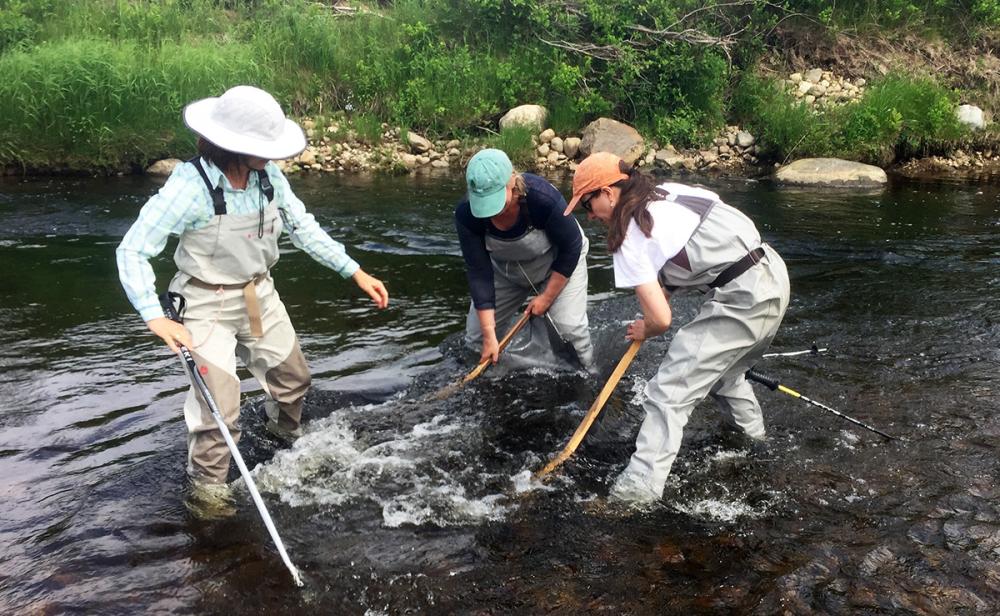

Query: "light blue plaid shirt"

xmin=116 ymin=158 xmax=360 ymax=321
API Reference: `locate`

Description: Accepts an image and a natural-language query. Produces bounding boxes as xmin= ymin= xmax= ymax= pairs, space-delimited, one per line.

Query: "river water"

xmin=1 ymin=169 xmax=998 ymax=614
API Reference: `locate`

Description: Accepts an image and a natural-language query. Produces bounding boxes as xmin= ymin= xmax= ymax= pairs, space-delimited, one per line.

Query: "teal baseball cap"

xmin=466 ymin=148 xmax=513 ymax=218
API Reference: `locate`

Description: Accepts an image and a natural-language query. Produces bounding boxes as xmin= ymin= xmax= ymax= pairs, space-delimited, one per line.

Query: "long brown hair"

xmin=606 ymin=161 xmax=665 ymax=252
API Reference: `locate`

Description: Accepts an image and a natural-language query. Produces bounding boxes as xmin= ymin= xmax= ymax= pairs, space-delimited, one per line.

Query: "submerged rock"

xmin=859 ymin=545 xmax=896 ymax=577
xmin=776 ymin=157 xmax=888 ymax=187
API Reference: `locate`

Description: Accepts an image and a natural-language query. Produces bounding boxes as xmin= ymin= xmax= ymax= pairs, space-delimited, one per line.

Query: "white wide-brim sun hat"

xmin=183 ymin=85 xmax=306 ymax=160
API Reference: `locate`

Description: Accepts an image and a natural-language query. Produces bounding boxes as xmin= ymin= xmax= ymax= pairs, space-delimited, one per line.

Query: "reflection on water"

xmin=1 ymin=171 xmax=1000 ymax=614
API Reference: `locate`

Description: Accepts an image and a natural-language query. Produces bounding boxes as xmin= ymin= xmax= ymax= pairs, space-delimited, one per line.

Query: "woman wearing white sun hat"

xmin=116 ymin=86 xmax=388 ymax=514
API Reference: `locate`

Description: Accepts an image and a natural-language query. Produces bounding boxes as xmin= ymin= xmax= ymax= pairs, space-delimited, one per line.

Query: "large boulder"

xmin=957 ymin=104 xmax=985 ymax=130
xmin=776 ymin=158 xmax=887 ymax=187
xmin=579 ymin=118 xmax=645 ymax=164
xmin=406 ymin=131 xmax=433 ymax=154
xmin=146 ymin=158 xmax=182 ymax=177
xmin=499 ymin=105 xmax=549 ymax=131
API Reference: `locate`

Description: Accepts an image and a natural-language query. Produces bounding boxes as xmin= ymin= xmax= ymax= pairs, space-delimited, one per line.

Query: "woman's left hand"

xmin=626 ymin=318 xmax=647 ymax=342
xmin=352 ymin=269 xmax=389 ymax=309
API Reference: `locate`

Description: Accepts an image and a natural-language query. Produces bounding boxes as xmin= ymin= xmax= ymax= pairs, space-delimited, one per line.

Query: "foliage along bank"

xmin=0 ymin=0 xmax=998 ymax=174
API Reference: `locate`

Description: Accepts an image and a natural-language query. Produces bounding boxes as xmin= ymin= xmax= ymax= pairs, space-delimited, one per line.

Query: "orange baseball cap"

xmin=564 ymin=151 xmax=630 ymax=216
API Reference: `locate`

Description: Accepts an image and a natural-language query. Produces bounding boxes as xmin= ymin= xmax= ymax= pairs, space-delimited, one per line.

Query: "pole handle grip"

xmin=746 ymin=368 xmax=779 ymax=390
xmin=159 ymin=291 xmax=185 ymax=324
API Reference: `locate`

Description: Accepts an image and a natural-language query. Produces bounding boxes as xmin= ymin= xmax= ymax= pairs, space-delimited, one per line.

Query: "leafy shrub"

xmin=0 ymin=0 xmax=45 ymax=54
xmin=832 ymin=73 xmax=965 ymax=162
xmin=730 ymin=72 xmax=829 ymax=162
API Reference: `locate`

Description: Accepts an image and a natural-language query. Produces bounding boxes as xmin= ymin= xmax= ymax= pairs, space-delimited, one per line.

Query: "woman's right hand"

xmin=480 ymin=334 xmax=500 ymax=365
xmin=147 ymin=317 xmax=194 ymax=354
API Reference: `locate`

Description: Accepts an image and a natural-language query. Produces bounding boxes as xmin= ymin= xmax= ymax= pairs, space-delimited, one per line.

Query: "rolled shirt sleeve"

xmin=116 ymin=166 xmax=203 ymax=322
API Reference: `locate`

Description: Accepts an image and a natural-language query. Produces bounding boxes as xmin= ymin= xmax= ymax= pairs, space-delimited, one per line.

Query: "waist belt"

xmin=709 ymin=247 xmax=766 ymax=289
xmin=189 ymin=272 xmax=269 ymax=337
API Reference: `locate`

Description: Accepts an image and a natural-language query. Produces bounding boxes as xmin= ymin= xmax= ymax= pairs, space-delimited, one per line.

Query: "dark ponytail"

xmin=606 ymin=161 xmax=664 ymax=253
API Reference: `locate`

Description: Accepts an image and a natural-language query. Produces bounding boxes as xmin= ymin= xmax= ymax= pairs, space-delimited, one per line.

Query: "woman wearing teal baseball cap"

xmin=455 ymin=148 xmax=593 ymax=370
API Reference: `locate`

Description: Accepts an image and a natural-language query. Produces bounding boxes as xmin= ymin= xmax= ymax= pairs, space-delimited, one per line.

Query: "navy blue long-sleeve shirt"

xmin=455 ymin=173 xmax=582 ymax=310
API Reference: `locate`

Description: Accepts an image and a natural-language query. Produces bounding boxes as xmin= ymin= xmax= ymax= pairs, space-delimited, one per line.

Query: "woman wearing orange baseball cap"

xmin=566 ymin=152 xmax=790 ymax=504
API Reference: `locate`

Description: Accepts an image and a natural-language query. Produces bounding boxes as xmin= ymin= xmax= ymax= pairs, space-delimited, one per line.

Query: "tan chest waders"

xmin=170 ymin=159 xmax=311 ymax=484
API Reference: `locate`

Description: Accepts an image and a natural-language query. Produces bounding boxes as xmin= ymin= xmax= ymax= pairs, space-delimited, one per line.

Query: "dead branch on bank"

xmin=536 ymin=1 xmax=809 ymax=65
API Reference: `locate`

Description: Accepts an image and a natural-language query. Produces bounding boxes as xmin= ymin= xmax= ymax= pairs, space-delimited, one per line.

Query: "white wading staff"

xmin=160 ymin=292 xmax=305 ymax=587
xmin=762 ymin=342 xmax=827 ymax=359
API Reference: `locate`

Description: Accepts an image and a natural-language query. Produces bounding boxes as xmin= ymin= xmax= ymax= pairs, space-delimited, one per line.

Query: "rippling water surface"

xmin=1 ymin=170 xmax=999 ymax=614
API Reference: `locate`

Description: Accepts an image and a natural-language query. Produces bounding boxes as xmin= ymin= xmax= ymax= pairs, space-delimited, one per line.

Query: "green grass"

xmin=0 ymin=38 xmax=265 ymax=168
xmin=0 ymin=0 xmax=991 ymax=170
xmin=483 ymin=126 xmax=536 ymax=170
xmin=730 ymin=71 xmax=968 ymax=165
xmin=730 ymin=72 xmax=832 ymax=162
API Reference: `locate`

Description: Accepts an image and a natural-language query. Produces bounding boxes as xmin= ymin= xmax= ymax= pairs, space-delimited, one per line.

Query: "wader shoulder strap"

xmin=256 ymin=169 xmax=274 ymax=202
xmin=664 ymin=192 xmax=715 ymax=271
xmin=189 ymin=156 xmax=227 ymax=215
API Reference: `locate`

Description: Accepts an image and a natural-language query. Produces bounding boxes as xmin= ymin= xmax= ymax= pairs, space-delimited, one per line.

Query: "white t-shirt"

xmin=612 ymin=184 xmax=718 ymax=288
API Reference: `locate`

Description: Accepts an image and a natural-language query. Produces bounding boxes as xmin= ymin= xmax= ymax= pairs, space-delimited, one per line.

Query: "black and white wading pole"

xmin=746 ymin=368 xmax=900 ymax=441
xmin=160 ymin=292 xmax=305 ymax=587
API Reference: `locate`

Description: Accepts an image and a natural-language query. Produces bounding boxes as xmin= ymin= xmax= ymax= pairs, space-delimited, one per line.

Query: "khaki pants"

xmin=170 ymin=274 xmax=310 ymax=484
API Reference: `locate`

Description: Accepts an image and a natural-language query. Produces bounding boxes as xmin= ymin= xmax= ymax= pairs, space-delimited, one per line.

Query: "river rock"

xmin=499 ymin=104 xmax=549 ymax=131
xmin=298 ymin=148 xmax=317 ymax=166
xmin=539 ymin=128 xmax=555 ymax=143
xmin=407 ymin=131 xmax=433 ymax=154
xmin=146 ymin=158 xmax=182 ymax=177
xmin=736 ymin=131 xmax=755 ymax=148
xmin=957 ymin=104 xmax=985 ymax=130
xmin=654 ymin=148 xmax=685 ymax=169
xmin=550 ymin=136 xmax=564 ymax=153
xmin=579 ymin=117 xmax=645 ymax=164
xmin=399 ymin=153 xmax=419 ymax=170
xmin=776 ymin=158 xmax=888 ymax=187
xmin=563 ymin=137 xmax=581 ymax=158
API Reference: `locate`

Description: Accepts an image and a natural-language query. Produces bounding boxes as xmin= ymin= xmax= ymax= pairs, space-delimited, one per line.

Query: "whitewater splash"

xmin=253 ymin=407 xmax=523 ymax=528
